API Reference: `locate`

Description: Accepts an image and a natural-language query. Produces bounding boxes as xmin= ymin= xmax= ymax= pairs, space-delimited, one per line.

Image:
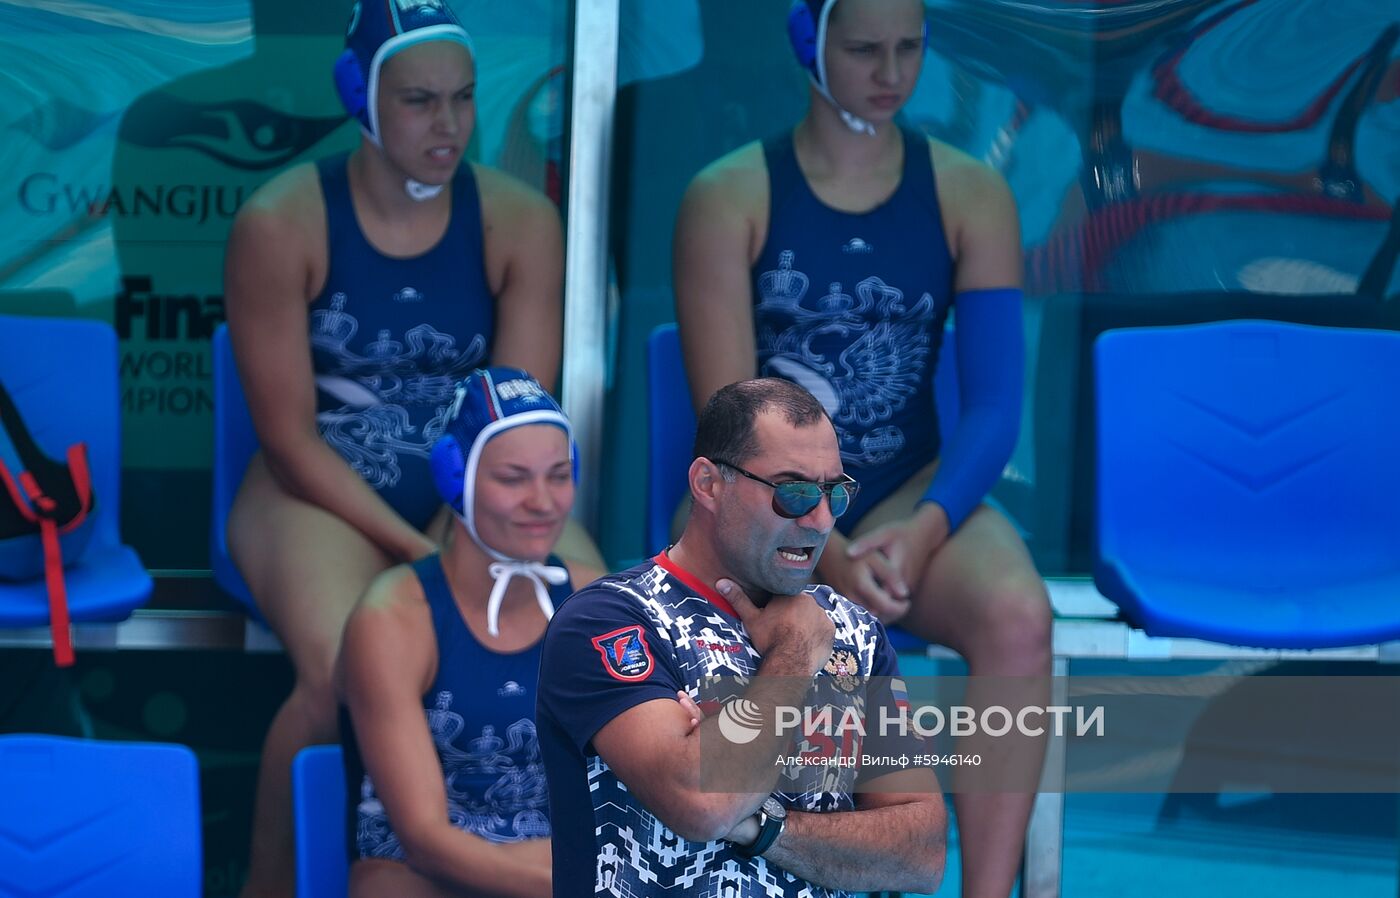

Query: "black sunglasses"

xmin=710 ymin=458 xmax=860 ymax=520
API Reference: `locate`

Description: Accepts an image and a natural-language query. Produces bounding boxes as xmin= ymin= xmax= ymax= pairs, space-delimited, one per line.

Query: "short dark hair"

xmin=692 ymin=378 xmax=829 ymax=467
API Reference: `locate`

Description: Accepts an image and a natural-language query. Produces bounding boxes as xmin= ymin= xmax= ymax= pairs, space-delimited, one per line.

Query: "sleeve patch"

xmin=591 ymin=625 xmax=656 ymax=682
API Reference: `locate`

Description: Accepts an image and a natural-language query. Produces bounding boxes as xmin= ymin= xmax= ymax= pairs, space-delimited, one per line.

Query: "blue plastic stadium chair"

xmin=0 ymin=735 xmax=202 ymax=897
xmin=644 ymin=323 xmax=697 ymax=559
xmin=295 ymin=744 xmax=350 ymax=898
xmin=646 ymin=323 xmax=961 ymax=653
xmin=1094 ymin=320 xmax=1400 ymax=648
xmin=0 ymin=315 xmax=152 ymax=629
xmin=211 ymin=324 xmax=261 ymax=618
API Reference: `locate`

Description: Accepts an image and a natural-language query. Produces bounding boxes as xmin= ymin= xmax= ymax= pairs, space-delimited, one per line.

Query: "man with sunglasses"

xmin=537 ymin=378 xmax=945 ymax=897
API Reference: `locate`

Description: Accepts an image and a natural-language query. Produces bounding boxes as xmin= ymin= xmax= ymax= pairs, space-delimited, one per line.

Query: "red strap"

xmin=58 ymin=443 xmax=93 ymax=536
xmin=17 ymin=471 xmax=56 ymax=516
xmin=0 ymin=445 xmax=92 ymax=532
xmin=38 ymin=516 xmax=75 ymax=667
xmin=15 ymin=469 xmax=76 ymax=667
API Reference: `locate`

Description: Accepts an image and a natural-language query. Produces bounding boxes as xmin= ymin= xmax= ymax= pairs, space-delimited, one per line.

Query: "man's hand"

xmin=718 ymin=579 xmax=835 ymax=676
xmin=678 ymin=690 xmax=704 ymax=733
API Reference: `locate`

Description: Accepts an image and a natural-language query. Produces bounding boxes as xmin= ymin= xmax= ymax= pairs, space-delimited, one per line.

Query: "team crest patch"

xmin=823 ymin=648 xmax=862 ymax=693
xmin=592 ymin=625 xmax=655 ymax=681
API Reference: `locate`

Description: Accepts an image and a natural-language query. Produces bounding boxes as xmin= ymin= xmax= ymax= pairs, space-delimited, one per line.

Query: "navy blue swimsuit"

xmin=752 ymin=129 xmax=956 ymax=530
xmin=309 ymin=155 xmax=495 ymax=529
xmin=341 ymin=553 xmax=572 ymax=860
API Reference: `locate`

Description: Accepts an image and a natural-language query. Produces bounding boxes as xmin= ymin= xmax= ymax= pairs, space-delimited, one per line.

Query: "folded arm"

xmin=591 ymin=647 xmax=824 ymax=842
xmin=757 ymin=779 xmax=945 ymax=894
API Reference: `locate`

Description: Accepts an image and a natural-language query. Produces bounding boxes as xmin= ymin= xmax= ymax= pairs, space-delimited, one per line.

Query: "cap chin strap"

xmin=454 ymin=408 xmax=574 ymax=636
xmin=405 ymin=179 xmax=445 ymax=201
xmin=809 ymin=0 xmax=875 ymax=137
xmin=838 ymin=109 xmax=876 ymax=136
xmin=461 ymin=514 xmax=566 ymax=638
xmin=484 ymin=559 xmax=567 ymax=637
xmin=811 ymin=76 xmax=876 ymax=136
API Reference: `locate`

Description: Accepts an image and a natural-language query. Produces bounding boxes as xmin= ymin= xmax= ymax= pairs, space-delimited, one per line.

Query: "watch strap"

xmin=736 ymin=805 xmax=785 ymax=857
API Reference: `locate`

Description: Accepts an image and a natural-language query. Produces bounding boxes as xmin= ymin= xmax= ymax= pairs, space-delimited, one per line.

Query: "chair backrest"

xmin=294 ymin=744 xmax=349 ymax=898
xmin=0 ymin=315 xmax=122 ymax=550
xmin=210 ymin=324 xmax=259 ymax=611
xmin=1094 ymin=319 xmax=1400 ymax=643
xmin=1036 ymin=291 xmax=1400 ymax=572
xmin=0 ymin=735 xmax=202 ymax=897
xmin=645 ymin=324 xmax=694 ymax=556
xmin=645 ymin=322 xmax=960 ymax=556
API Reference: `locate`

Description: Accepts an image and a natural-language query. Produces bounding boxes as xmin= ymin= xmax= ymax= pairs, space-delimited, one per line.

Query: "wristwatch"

xmin=734 ymin=795 xmax=787 ymax=858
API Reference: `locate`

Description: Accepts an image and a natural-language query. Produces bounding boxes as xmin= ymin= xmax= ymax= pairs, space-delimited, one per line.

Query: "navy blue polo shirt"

xmin=536 ymin=553 xmax=909 ymax=897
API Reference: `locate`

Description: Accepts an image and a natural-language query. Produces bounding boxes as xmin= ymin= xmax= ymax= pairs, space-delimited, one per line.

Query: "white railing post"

xmin=560 ymin=0 xmax=620 ymax=533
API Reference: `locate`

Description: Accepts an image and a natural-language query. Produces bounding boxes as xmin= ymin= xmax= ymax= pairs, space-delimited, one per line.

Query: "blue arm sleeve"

xmin=919 ymin=287 xmax=1024 ymax=531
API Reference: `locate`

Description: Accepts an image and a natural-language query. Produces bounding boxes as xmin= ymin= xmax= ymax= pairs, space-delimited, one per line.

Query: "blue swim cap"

xmin=430 ymin=367 xmax=575 ymax=555
xmin=787 ymin=0 xmax=829 ymax=75
xmin=333 ymin=0 xmax=475 ymax=146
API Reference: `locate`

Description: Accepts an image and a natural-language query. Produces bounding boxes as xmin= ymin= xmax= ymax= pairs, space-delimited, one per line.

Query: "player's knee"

xmin=978 ymin=578 xmax=1052 ymax=660
xmin=290 ymin=641 xmax=340 ymax=705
